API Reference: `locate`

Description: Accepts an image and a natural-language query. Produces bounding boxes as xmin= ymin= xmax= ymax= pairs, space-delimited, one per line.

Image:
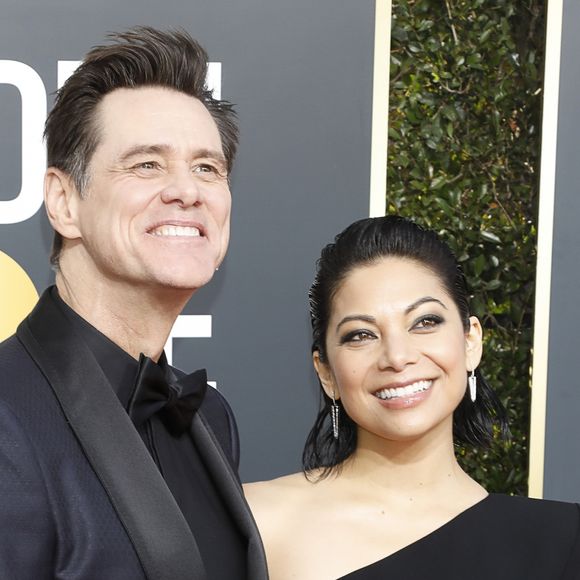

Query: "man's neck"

xmin=55 ymin=272 xmax=192 ymax=361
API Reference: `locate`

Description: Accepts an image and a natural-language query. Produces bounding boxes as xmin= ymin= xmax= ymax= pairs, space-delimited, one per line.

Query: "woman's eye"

xmin=340 ymin=330 xmax=376 ymax=344
xmin=413 ymin=315 xmax=443 ymax=330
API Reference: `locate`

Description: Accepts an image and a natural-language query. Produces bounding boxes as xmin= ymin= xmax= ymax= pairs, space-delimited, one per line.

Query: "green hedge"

xmin=387 ymin=0 xmax=545 ymax=494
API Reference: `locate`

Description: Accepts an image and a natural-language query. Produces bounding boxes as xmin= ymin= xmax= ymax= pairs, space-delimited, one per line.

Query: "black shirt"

xmin=53 ymin=288 xmax=247 ymax=579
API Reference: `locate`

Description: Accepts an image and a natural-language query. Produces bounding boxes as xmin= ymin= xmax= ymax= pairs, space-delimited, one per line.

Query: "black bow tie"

xmin=127 ymin=354 xmax=208 ymax=437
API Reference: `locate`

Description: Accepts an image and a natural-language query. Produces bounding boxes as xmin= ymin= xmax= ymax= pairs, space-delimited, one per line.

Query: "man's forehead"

xmin=92 ymin=87 xmax=222 ymax=156
xmin=96 ymin=86 xmax=211 ymax=123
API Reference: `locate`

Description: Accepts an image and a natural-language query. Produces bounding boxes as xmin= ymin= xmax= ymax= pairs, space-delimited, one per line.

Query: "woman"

xmin=245 ymin=216 xmax=580 ymax=579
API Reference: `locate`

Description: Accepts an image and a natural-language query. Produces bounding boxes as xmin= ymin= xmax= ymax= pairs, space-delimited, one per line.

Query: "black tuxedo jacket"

xmin=0 ymin=290 xmax=268 ymax=580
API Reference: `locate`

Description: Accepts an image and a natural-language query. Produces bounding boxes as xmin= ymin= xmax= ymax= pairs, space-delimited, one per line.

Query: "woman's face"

xmin=314 ymin=257 xmax=482 ymax=445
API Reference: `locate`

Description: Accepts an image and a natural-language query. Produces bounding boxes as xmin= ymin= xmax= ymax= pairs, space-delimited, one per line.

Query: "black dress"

xmin=340 ymin=494 xmax=580 ymax=579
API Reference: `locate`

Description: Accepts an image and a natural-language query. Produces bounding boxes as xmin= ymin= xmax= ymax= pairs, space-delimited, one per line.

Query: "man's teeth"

xmin=375 ymin=380 xmax=432 ymax=400
xmin=151 ymin=225 xmax=201 ymax=237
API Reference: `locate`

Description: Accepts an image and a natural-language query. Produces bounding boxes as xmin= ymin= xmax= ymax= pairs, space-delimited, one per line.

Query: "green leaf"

xmin=388 ymin=127 xmax=401 ymax=140
xmin=473 ymin=254 xmax=486 ymax=276
xmin=430 ymin=176 xmax=447 ymax=190
xmin=481 ymin=231 xmax=501 ymax=244
xmin=434 ymin=197 xmax=454 ymax=217
xmin=480 ymin=28 xmax=493 ymax=43
xmin=485 ymin=279 xmax=502 ymax=291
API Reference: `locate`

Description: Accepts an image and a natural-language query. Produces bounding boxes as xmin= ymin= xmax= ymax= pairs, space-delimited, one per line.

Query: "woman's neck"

xmin=335 ymin=426 xmax=485 ymax=506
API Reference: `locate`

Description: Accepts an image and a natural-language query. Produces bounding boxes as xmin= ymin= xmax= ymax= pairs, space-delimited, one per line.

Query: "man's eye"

xmin=193 ymin=164 xmax=216 ymax=173
xmin=134 ymin=161 xmax=159 ymax=170
xmin=193 ymin=163 xmax=228 ymax=179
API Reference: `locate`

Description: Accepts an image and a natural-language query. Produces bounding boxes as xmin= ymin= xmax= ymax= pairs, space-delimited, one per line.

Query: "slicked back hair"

xmin=303 ymin=215 xmax=509 ymax=478
xmin=45 ymin=26 xmax=238 ymax=266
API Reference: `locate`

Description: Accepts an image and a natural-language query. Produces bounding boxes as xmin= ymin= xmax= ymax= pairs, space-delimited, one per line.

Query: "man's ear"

xmin=313 ymin=350 xmax=339 ymax=400
xmin=465 ymin=316 xmax=483 ymax=371
xmin=44 ymin=167 xmax=82 ymax=241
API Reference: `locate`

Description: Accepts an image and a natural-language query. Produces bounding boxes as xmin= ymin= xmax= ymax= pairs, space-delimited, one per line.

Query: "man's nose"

xmin=377 ymin=332 xmax=418 ymax=372
xmin=160 ymin=166 xmax=202 ymax=207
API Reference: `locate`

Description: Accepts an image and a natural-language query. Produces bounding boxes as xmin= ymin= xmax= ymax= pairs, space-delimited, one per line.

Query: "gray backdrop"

xmin=543 ymin=0 xmax=580 ymax=502
xmin=0 ymin=1 xmax=378 ymax=481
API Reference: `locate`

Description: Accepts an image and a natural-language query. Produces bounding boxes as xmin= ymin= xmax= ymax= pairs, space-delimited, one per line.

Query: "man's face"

xmin=71 ymin=86 xmax=231 ymax=293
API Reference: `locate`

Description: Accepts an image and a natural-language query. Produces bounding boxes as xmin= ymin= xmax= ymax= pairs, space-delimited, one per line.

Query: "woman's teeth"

xmin=375 ymin=380 xmax=432 ymax=400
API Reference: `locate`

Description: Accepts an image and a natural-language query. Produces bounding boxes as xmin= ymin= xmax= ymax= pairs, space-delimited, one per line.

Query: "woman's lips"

xmin=374 ymin=379 xmax=433 ymax=400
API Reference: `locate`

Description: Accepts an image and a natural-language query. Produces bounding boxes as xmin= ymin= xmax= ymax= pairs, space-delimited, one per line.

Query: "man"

xmin=0 ymin=27 xmax=267 ymax=580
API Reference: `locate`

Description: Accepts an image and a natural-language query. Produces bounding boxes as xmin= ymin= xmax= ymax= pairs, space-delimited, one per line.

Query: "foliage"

xmin=387 ymin=0 xmax=545 ymax=494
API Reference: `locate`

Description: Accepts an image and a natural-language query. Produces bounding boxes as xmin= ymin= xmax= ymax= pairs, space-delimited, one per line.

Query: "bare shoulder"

xmin=244 ymin=471 xmax=328 ymax=533
xmin=244 ymin=471 xmax=337 ymax=579
xmin=244 ymin=472 xmax=313 ymax=507
xmin=244 ymin=471 xmax=311 ymax=489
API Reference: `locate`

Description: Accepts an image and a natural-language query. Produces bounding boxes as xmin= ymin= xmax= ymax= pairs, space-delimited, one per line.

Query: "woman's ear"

xmin=312 ymin=351 xmax=339 ymax=400
xmin=44 ymin=167 xmax=82 ymax=241
xmin=465 ymin=316 xmax=483 ymax=370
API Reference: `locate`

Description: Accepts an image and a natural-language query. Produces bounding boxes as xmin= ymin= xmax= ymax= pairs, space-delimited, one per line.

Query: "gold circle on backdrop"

xmin=0 ymin=250 xmax=39 ymax=342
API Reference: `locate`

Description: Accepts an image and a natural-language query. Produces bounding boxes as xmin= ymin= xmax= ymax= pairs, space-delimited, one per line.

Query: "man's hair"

xmin=45 ymin=26 xmax=238 ymax=266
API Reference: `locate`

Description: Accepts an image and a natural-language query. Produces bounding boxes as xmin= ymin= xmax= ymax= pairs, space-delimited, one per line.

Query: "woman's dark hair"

xmin=45 ymin=26 xmax=238 ymax=267
xmin=303 ymin=215 xmax=509 ymax=476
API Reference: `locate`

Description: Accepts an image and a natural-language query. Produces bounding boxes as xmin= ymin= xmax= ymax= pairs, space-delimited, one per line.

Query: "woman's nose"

xmin=377 ymin=332 xmax=418 ymax=372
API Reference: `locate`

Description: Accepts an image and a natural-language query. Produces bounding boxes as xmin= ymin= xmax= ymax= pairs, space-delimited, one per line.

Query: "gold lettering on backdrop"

xmin=0 ymin=250 xmax=38 ymax=341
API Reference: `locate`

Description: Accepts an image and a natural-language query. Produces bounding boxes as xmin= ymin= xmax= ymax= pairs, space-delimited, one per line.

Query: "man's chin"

xmin=144 ymin=258 xmax=219 ymax=289
xmin=153 ymin=271 xmax=217 ymax=294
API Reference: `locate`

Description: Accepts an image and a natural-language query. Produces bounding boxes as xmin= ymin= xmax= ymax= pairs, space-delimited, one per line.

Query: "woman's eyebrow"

xmin=335 ymin=314 xmax=376 ymax=332
xmin=334 ymin=297 xmax=448 ymax=333
xmin=405 ymin=296 xmax=448 ymax=314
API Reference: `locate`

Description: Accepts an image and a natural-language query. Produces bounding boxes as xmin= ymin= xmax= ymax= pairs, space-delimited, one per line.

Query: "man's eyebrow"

xmin=194 ymin=148 xmax=228 ymax=166
xmin=405 ymin=296 xmax=448 ymax=314
xmin=117 ymin=144 xmax=171 ymax=164
xmin=117 ymin=144 xmax=227 ymax=166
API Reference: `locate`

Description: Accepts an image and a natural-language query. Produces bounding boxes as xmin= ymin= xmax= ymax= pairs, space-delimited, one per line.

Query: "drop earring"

xmin=468 ymin=369 xmax=477 ymax=402
xmin=330 ymin=392 xmax=340 ymax=440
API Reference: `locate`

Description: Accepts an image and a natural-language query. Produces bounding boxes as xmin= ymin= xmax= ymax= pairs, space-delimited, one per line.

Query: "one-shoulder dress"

xmin=339 ymin=494 xmax=580 ymax=579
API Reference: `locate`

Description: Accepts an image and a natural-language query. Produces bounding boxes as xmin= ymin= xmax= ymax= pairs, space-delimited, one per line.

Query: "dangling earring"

xmin=468 ymin=369 xmax=477 ymax=402
xmin=330 ymin=392 xmax=340 ymax=440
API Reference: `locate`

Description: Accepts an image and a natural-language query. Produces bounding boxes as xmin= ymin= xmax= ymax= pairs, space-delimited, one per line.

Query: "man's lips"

xmin=374 ymin=379 xmax=433 ymax=400
xmin=147 ymin=223 xmax=205 ymax=237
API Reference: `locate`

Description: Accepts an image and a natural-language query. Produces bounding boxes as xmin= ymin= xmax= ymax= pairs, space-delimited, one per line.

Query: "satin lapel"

xmin=191 ymin=413 xmax=269 ymax=580
xmin=17 ymin=290 xmax=206 ymax=580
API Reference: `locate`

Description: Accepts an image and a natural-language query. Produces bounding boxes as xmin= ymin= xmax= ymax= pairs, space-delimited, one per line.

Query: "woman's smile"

xmin=373 ymin=378 xmax=434 ymax=409
xmin=316 ymin=256 xmax=482 ymax=443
